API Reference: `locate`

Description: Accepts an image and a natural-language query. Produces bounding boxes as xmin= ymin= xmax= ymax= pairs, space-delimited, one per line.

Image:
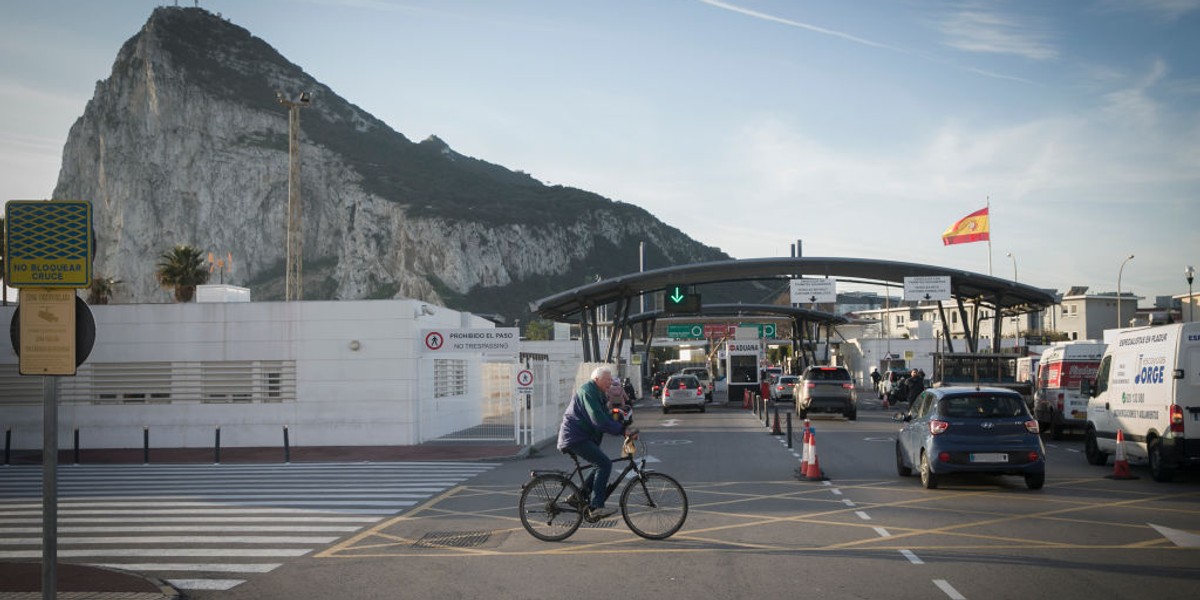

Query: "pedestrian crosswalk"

xmin=0 ymin=461 xmax=495 ymax=591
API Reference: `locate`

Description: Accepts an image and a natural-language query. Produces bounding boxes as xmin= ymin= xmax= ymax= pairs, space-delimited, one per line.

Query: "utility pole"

xmin=277 ymin=91 xmax=311 ymax=301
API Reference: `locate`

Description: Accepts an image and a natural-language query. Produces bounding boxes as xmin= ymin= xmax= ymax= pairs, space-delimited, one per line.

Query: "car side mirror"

xmin=891 ymin=412 xmax=910 ymax=422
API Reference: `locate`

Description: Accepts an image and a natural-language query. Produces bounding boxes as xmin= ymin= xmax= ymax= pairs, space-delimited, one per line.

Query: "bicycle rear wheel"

xmin=620 ymin=472 xmax=688 ymax=540
xmin=519 ymin=474 xmax=584 ymax=542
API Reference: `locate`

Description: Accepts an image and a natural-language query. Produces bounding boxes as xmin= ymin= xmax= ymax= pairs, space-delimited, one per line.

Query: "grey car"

xmin=795 ymin=366 xmax=857 ymax=420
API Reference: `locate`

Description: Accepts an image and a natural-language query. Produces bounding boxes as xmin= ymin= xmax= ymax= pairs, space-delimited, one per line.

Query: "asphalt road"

xmin=185 ymin=399 xmax=1200 ymax=600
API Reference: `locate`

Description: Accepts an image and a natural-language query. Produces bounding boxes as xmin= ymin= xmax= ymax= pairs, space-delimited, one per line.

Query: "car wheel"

xmin=662 ymin=406 xmax=669 ymax=414
xmin=895 ymin=442 xmax=912 ymax=477
xmin=1148 ymin=437 xmax=1175 ymax=483
xmin=1084 ymin=427 xmax=1108 ymax=466
xmin=845 ymin=409 xmax=857 ymax=421
xmin=919 ymin=452 xmax=938 ymax=489
xmin=1024 ymin=472 xmax=1045 ymax=490
xmin=1050 ymin=420 xmax=1065 ymax=441
xmin=699 ymin=404 xmax=706 ymax=413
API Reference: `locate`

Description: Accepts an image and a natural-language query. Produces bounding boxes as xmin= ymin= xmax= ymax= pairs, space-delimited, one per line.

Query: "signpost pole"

xmin=42 ymin=376 xmax=58 ymax=600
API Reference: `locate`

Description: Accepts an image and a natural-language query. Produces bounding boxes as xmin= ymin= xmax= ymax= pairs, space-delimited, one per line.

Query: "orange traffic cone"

xmin=796 ymin=424 xmax=812 ymax=479
xmin=1105 ymin=429 xmax=1139 ymax=480
xmin=805 ymin=428 xmax=828 ymax=481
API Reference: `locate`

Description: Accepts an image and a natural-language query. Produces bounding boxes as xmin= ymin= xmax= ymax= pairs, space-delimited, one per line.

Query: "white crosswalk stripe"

xmin=0 ymin=461 xmax=495 ymax=591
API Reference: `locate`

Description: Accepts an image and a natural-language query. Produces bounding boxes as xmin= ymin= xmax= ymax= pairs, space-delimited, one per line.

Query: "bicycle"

xmin=519 ymin=435 xmax=688 ymax=541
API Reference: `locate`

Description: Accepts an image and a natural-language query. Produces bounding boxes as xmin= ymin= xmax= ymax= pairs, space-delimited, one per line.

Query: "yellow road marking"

xmin=316 ymin=480 xmax=1200 ymax=558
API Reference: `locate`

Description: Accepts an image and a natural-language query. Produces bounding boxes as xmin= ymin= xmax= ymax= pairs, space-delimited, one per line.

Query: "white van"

xmin=1082 ymin=323 xmax=1200 ymax=482
xmin=1034 ymin=341 xmax=1105 ymax=439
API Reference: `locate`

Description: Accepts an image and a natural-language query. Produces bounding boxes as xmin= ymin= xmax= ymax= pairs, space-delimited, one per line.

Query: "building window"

xmin=434 ymin=359 xmax=468 ymax=398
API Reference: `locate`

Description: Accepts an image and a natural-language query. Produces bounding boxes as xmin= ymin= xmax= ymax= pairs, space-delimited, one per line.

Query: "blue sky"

xmin=2 ymin=0 xmax=1198 ymax=307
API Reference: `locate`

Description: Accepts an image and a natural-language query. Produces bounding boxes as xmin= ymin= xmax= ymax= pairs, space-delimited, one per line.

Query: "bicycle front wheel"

xmin=519 ymin=474 xmax=584 ymax=542
xmin=620 ymin=472 xmax=688 ymax=540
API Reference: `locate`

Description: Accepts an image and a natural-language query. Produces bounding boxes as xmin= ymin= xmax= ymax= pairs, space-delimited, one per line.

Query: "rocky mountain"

xmin=53 ymin=6 xmax=744 ymax=324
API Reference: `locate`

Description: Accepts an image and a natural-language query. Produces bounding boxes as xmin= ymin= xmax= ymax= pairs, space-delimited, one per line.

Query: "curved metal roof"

xmin=531 ymin=257 xmax=1056 ymax=321
xmin=623 ymin=303 xmax=849 ymax=326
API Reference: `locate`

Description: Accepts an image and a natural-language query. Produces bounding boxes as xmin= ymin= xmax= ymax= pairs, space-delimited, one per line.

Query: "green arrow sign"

xmin=666 ymin=323 xmax=704 ymax=339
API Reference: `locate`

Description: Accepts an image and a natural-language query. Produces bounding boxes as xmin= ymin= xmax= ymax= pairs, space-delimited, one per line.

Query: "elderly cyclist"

xmin=557 ymin=366 xmax=637 ymax=521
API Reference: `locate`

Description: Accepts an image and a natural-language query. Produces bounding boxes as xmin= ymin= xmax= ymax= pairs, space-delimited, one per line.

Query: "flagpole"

xmin=986 ymin=196 xmax=992 ymax=276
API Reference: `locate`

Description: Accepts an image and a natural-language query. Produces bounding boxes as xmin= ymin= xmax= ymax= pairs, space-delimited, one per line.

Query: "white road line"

xmin=0 ymin=525 xmax=362 ymax=534
xmin=900 ymin=549 xmax=924 ymax=564
xmin=821 ymin=481 xmax=832 ymax=487
xmin=855 ymin=511 xmax=871 ymax=521
xmin=934 ymin=579 xmax=966 ymax=599
xmin=1 ymin=500 xmax=421 ymax=508
xmin=2 ymin=535 xmax=340 ymax=545
xmin=842 ymin=499 xmax=855 ymax=507
xmin=874 ymin=527 xmax=891 ymax=538
xmin=830 ymin=489 xmax=842 ymax=496
xmin=0 ymin=548 xmax=311 ymax=558
xmin=92 ymin=563 xmax=280 ymax=573
xmin=167 ymin=579 xmax=246 ymax=591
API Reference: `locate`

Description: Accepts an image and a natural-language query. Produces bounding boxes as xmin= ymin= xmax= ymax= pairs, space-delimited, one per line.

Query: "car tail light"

xmin=929 ymin=420 xmax=949 ymax=435
xmin=1027 ymin=451 xmax=1040 ymax=462
xmin=938 ymin=451 xmax=951 ymax=462
xmin=806 ymin=382 xmax=816 ymax=389
xmin=1170 ymin=405 xmax=1185 ymax=434
xmin=841 ymin=383 xmax=854 ymax=390
xmin=1024 ymin=420 xmax=1040 ymax=434
xmin=664 ymin=390 xmax=671 ymax=398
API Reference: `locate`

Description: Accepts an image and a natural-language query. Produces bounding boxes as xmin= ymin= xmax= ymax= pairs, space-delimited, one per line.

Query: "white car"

xmin=770 ymin=375 xmax=799 ymax=402
xmin=661 ymin=375 xmax=706 ymax=413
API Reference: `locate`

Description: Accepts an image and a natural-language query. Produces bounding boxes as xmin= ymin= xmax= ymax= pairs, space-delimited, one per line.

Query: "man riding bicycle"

xmin=557 ymin=366 xmax=637 ymax=521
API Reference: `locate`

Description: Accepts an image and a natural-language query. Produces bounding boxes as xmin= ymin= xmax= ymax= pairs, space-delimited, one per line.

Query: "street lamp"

xmin=277 ymin=90 xmax=311 ymax=301
xmin=1005 ymin=252 xmax=1018 ymax=283
xmin=1187 ymin=265 xmax=1196 ymax=323
xmin=1117 ymin=254 xmax=1134 ymax=329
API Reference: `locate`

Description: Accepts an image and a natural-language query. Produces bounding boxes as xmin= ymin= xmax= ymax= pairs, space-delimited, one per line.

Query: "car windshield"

xmin=807 ymin=368 xmax=848 ymax=381
xmin=668 ymin=377 xmax=700 ymax=389
xmin=940 ymin=394 xmax=1027 ymax=419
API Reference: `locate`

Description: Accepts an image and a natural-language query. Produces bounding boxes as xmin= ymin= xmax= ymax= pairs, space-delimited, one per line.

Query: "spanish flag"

xmin=941 ymin=207 xmax=990 ymax=245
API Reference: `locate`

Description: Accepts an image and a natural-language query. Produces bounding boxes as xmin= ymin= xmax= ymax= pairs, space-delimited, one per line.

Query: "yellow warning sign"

xmin=18 ymin=288 xmax=77 ymax=376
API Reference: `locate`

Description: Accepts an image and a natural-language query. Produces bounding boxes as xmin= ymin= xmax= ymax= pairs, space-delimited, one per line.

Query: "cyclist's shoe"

xmin=565 ymin=494 xmax=585 ymax=510
xmin=585 ymin=506 xmax=616 ymax=522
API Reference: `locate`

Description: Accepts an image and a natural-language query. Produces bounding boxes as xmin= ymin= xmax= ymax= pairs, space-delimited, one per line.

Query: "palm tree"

xmin=87 ymin=276 xmax=122 ymax=305
xmin=156 ymin=245 xmax=209 ymax=302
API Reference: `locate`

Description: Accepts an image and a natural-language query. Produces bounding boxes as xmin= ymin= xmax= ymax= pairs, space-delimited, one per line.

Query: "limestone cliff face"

xmin=52 ymin=7 xmax=727 ymax=320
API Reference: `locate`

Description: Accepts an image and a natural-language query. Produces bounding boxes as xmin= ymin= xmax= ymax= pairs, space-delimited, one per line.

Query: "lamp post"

xmin=277 ymin=91 xmax=311 ymax=301
xmin=1005 ymin=252 xmax=1018 ymax=283
xmin=1187 ymin=265 xmax=1196 ymax=323
xmin=1117 ymin=254 xmax=1134 ymax=329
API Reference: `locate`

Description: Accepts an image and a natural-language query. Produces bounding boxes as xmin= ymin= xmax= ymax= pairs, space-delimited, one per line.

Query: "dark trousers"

xmin=569 ymin=439 xmax=613 ymax=509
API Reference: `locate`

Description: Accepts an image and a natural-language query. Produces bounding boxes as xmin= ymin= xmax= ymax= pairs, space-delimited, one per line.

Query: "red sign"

xmin=704 ymin=324 xmax=736 ymax=338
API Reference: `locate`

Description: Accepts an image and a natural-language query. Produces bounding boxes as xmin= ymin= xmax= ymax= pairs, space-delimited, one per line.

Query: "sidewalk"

xmin=0 ymin=441 xmax=531 ymax=599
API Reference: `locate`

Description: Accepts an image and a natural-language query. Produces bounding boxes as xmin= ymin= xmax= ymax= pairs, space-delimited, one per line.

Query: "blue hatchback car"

xmin=895 ymin=386 xmax=1046 ymax=490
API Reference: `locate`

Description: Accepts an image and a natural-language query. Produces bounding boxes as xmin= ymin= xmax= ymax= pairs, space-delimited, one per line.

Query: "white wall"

xmin=0 ymin=299 xmax=507 ymax=449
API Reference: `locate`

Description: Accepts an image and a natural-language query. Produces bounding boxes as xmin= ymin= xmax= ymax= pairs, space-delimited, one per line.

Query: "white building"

xmin=1 ymin=299 xmax=582 ymax=451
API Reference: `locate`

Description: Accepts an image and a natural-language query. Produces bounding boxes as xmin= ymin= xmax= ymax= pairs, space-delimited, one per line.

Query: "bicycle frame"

xmin=528 ymin=447 xmax=653 ymax=507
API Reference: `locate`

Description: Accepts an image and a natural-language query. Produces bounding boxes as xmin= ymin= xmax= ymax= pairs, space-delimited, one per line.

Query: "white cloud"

xmin=938 ymin=7 xmax=1057 ymax=60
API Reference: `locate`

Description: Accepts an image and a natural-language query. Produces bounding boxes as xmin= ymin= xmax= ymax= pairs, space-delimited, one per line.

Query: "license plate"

xmin=970 ymin=453 xmax=1008 ymax=463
